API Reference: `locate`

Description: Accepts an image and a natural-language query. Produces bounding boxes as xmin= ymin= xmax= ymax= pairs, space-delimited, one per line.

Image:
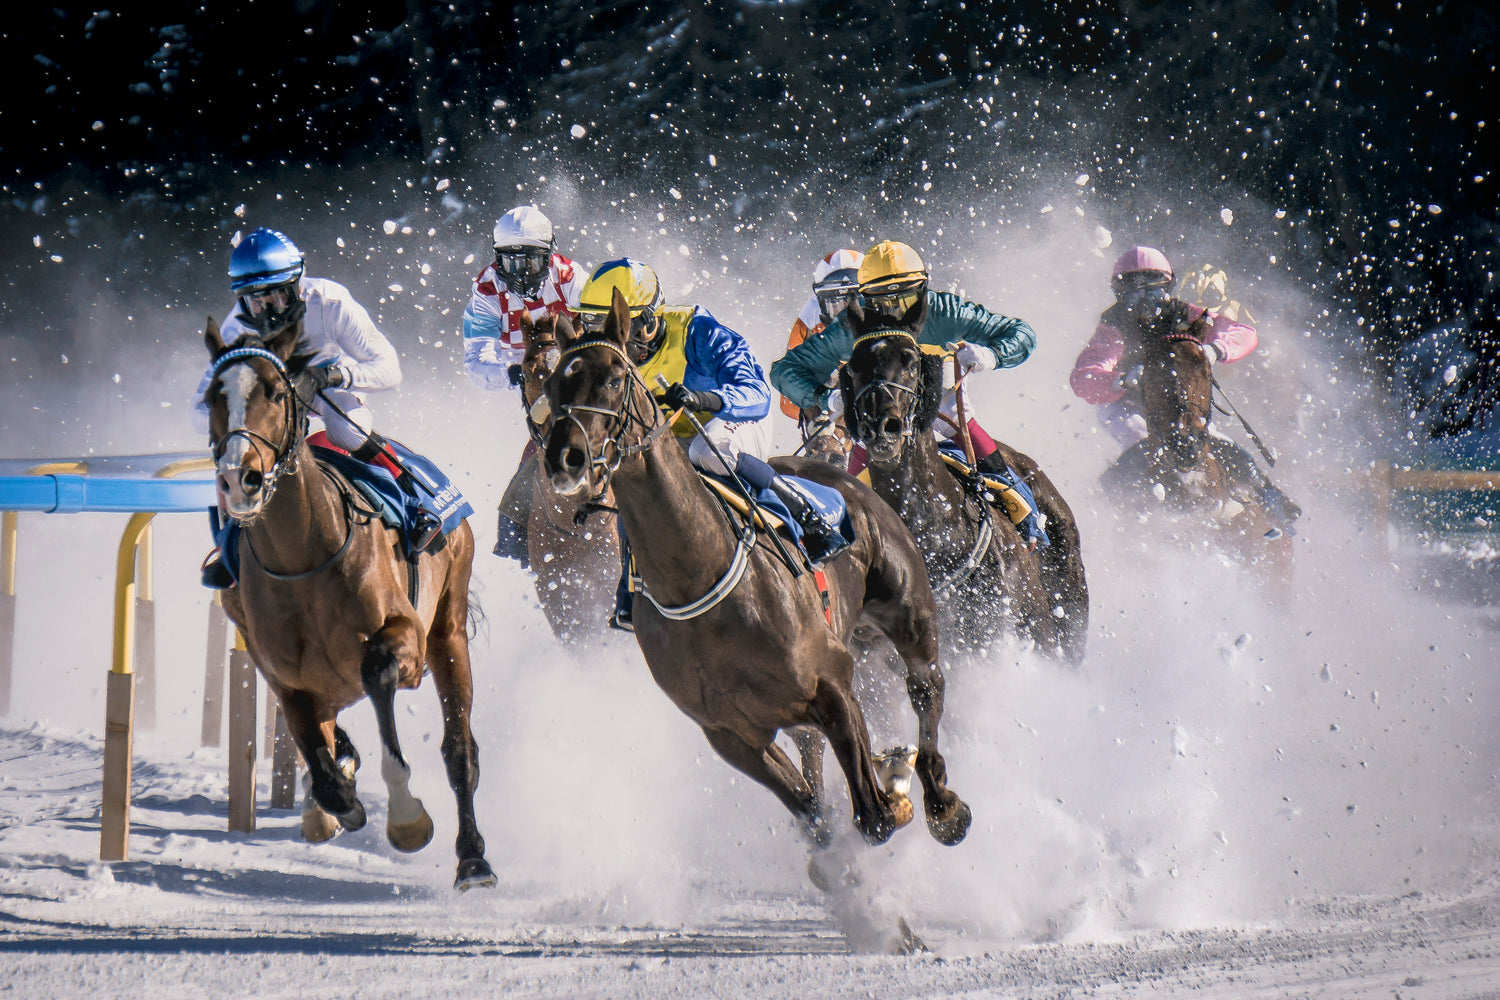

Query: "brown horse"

xmin=201 ymin=317 xmax=494 ymax=890
xmin=841 ymin=309 xmax=1090 ymax=662
xmin=538 ymin=288 xmax=971 ymax=856
xmin=514 ymin=312 xmax=621 ymax=643
xmin=1103 ymin=304 xmax=1293 ymax=576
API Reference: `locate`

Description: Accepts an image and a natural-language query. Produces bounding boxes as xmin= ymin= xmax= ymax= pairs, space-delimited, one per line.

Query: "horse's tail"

xmin=465 ymin=584 xmax=489 ymax=643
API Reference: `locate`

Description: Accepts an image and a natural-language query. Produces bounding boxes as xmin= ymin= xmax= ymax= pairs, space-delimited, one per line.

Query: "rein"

xmin=242 ymin=466 xmax=379 ymax=580
xmin=849 ymin=331 xmax=921 ymax=441
xmin=209 ymin=345 xmax=304 ymax=512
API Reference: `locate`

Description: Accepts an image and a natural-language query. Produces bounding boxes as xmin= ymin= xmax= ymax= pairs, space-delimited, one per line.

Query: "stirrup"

xmin=200 ymin=554 xmax=236 ymax=590
xmin=410 ymin=512 xmax=443 ymax=553
xmin=608 ymin=609 xmax=635 ymax=633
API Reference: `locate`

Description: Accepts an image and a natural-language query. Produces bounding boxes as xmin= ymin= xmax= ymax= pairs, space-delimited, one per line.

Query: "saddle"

xmin=934 ymin=442 xmax=1049 ymax=547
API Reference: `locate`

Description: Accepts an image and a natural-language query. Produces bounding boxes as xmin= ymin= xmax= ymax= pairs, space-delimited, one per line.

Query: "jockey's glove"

xmin=1202 ymin=341 xmax=1223 ymax=363
xmin=820 ymin=387 xmax=845 ymax=419
xmin=507 ymin=363 xmax=524 ymax=387
xmin=1115 ymin=364 xmax=1144 ymax=391
xmin=304 ymin=363 xmax=349 ymax=393
xmin=661 ymin=382 xmax=723 ymax=414
xmin=946 ymin=341 xmax=998 ymax=373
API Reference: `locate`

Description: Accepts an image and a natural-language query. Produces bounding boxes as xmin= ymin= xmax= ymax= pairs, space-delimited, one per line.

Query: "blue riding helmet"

xmin=229 ymin=228 xmax=305 ymax=294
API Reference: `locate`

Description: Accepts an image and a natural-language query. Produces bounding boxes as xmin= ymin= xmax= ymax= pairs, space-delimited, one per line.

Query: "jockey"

xmin=462 ymin=205 xmax=586 ymax=568
xmin=1069 ymin=245 xmax=1300 ymax=526
xmin=781 ymin=248 xmax=865 ymax=422
xmin=573 ymin=258 xmax=848 ymax=631
xmin=192 ymin=227 xmax=432 ymax=587
xmin=769 ymin=240 xmax=1036 ymax=475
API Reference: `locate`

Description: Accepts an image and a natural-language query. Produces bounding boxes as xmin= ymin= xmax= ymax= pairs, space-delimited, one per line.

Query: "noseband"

xmin=209 ymin=345 xmax=305 ymax=511
xmin=848 ymin=330 xmax=920 ymax=443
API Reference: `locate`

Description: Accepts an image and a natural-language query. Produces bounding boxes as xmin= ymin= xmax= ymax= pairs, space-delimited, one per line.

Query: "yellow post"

xmin=133 ymin=523 xmax=156 ymax=729
xmin=200 ymin=593 xmax=229 ymax=747
xmin=0 ymin=510 xmax=16 ymax=717
xmin=100 ymin=510 xmax=155 ymax=861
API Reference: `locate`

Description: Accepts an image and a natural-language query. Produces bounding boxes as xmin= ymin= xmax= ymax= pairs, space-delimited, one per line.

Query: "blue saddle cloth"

xmin=211 ymin=442 xmax=473 ymax=582
xmin=936 ymin=440 xmax=1049 ymax=547
xmin=702 ymin=471 xmax=856 ymax=557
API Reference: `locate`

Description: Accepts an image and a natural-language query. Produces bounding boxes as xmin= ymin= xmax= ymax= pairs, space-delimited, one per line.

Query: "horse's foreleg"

xmin=790 ymin=727 xmax=830 ymax=845
xmin=361 ymin=620 xmax=434 ymax=854
xmin=701 ymin=726 xmax=829 ymax=846
xmin=426 ymin=585 xmax=496 ymax=891
xmin=811 ymin=675 xmax=912 ymax=846
xmin=276 ymin=687 xmax=365 ymax=833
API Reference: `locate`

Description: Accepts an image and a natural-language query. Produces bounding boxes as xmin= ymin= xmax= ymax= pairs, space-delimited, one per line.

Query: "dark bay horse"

xmin=202 ymin=317 xmax=494 ymax=890
xmin=515 ymin=312 xmax=621 ymax=644
xmin=538 ymin=289 xmax=971 ymax=856
xmin=841 ymin=310 xmax=1089 ymax=662
xmin=1103 ymin=304 xmax=1292 ymax=577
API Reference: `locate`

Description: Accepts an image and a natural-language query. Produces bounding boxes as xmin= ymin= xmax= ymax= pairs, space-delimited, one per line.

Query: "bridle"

xmin=541 ymin=337 xmax=676 ymax=498
xmin=848 ymin=330 xmax=920 ymax=446
xmin=208 ymin=345 xmax=306 ymax=515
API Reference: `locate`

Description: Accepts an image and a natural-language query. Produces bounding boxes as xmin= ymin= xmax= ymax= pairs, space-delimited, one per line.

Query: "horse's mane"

xmin=913 ymin=351 xmax=945 ymax=430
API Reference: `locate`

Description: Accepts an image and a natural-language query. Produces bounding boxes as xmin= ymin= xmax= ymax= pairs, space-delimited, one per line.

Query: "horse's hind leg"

xmin=361 ymin=620 xmax=435 ymax=854
xmin=995 ymin=446 xmax=1090 ymax=664
xmin=701 ymin=726 xmax=830 ymax=847
xmin=427 ymin=581 xmax=496 ymax=890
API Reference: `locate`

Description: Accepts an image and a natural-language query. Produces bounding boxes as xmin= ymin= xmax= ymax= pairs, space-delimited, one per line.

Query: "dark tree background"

xmin=2 ymin=1 xmax=1494 ymax=370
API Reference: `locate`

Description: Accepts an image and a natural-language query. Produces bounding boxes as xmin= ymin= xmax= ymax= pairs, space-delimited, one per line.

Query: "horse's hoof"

xmin=387 ymin=806 xmax=435 ymax=853
xmin=336 ymin=798 xmax=367 ymax=832
xmin=301 ymin=806 xmax=342 ymax=844
xmin=887 ymin=917 xmax=930 ymax=955
xmin=806 ymin=856 xmax=833 ymax=893
xmin=890 ymin=793 xmax=915 ymax=830
xmin=454 ymin=857 xmax=497 ymax=892
xmin=926 ymin=799 xmax=972 ymax=846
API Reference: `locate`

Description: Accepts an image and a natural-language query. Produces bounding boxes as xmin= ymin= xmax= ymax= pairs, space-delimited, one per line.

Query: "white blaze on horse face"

xmin=217 ymin=363 xmax=261 ymax=513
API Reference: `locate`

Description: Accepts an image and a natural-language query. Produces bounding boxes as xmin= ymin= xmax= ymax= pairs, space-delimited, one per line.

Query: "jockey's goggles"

xmin=815 ymin=287 xmax=859 ymax=322
xmin=241 ymin=283 xmax=297 ymax=317
xmin=495 ymin=246 xmax=550 ymax=279
xmin=860 ymin=278 xmax=927 ymax=317
xmin=576 ymin=306 xmax=655 ymax=338
xmin=1111 ymin=270 xmax=1173 ymax=296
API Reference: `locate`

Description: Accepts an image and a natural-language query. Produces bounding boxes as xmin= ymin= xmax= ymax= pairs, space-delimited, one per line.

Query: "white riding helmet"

xmin=493 ymin=205 xmax=554 ymax=250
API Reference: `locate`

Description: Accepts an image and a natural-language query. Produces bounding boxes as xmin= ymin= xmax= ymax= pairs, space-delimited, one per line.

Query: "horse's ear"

xmin=204 ymin=316 xmax=226 ymax=359
xmin=555 ymin=310 xmax=579 ymax=349
xmin=844 ymin=298 xmax=867 ymax=333
xmin=606 ymin=287 xmax=631 ymax=348
xmin=263 ymin=323 xmax=299 ymax=362
xmin=518 ymin=310 xmax=535 ymax=349
xmin=903 ymin=290 xmax=930 ymax=336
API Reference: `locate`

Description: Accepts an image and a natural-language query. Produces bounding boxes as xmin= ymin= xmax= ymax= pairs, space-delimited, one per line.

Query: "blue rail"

xmin=0 ymin=475 xmax=215 ymax=514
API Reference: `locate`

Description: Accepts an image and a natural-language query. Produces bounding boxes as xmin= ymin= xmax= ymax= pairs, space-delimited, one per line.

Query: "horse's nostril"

xmin=241 ymin=468 xmax=264 ymax=493
xmin=880 ymin=417 xmax=904 ymax=438
xmin=562 ymin=447 xmax=585 ymax=474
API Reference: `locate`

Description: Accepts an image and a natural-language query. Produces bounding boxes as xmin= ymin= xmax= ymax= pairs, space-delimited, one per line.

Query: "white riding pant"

xmin=311 ymin=388 xmax=375 ymax=451
xmin=686 ymin=416 xmax=772 ymax=476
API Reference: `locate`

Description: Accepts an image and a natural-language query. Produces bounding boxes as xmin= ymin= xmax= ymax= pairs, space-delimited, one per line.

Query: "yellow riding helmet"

xmin=577 ymin=258 xmax=661 ymax=328
xmin=857 ymin=241 xmax=927 ymax=293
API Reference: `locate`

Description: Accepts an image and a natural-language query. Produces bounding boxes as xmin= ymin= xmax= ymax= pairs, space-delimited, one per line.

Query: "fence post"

xmin=100 ymin=510 xmax=154 ymax=861
xmin=200 ymin=592 xmax=229 ymax=747
xmin=270 ymin=706 xmax=298 ymax=810
xmin=227 ymin=630 xmax=258 ymax=834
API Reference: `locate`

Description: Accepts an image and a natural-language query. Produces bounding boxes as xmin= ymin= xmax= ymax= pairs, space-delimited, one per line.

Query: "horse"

xmin=537 ymin=288 xmax=971 ymax=862
xmin=1102 ymin=303 xmax=1293 ymax=577
xmin=841 ymin=307 xmax=1090 ymax=662
xmin=201 ymin=316 xmax=495 ymax=890
xmin=514 ymin=311 xmax=621 ymax=644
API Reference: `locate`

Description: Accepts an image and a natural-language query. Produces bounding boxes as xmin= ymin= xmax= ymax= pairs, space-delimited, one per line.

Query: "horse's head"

xmin=518 ymin=310 xmax=569 ymax=408
xmin=840 ymin=300 xmax=942 ymax=467
xmin=538 ymin=288 xmax=654 ymax=497
xmin=1137 ymin=303 xmax=1215 ymax=473
xmin=202 ymin=316 xmax=312 ymax=521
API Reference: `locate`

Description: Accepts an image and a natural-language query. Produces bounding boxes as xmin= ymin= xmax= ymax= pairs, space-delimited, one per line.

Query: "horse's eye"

xmin=902 ymin=350 xmax=918 ymax=369
xmin=607 ymin=376 xmax=624 ymax=390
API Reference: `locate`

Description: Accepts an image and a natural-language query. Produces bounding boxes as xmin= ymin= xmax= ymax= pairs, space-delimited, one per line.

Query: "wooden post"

xmin=133 ymin=523 xmax=156 ymax=729
xmin=101 ymin=510 xmax=153 ymax=861
xmin=227 ymin=632 xmax=257 ymax=833
xmin=0 ymin=509 xmax=15 ymax=717
xmin=99 ymin=670 xmax=136 ymax=860
xmin=1371 ymin=461 xmax=1393 ymax=560
xmin=200 ymin=593 xmax=229 ymax=747
xmin=270 ymin=707 xmax=298 ymax=810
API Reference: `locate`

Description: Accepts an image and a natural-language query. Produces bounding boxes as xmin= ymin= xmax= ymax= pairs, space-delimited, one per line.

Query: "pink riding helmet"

xmin=1111 ymin=246 xmax=1173 ymax=279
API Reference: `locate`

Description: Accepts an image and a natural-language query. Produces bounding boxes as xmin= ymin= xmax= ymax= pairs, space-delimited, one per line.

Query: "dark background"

xmin=2 ymin=1 xmax=1494 ymax=375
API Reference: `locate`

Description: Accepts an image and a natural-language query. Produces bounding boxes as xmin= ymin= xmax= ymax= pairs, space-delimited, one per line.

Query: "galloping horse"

xmin=841 ymin=308 xmax=1090 ymax=662
xmin=1103 ymin=303 xmax=1292 ymax=575
xmin=515 ymin=312 xmax=621 ymax=643
xmin=538 ymin=289 xmax=971 ymax=855
xmin=202 ymin=317 xmax=494 ymax=890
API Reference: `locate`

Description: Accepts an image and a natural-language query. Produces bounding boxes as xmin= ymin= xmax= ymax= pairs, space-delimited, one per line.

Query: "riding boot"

xmin=1209 ymin=437 xmax=1301 ymax=529
xmin=769 ymin=476 xmax=850 ymax=568
xmin=609 ymin=534 xmax=634 ymax=632
xmin=200 ymin=550 xmax=236 ymax=590
xmin=493 ymin=509 xmax=531 ymax=569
